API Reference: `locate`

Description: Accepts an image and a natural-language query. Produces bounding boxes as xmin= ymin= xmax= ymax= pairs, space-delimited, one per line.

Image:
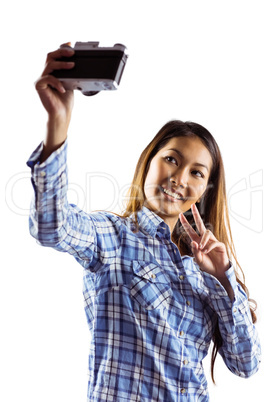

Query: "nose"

xmin=170 ymin=169 xmax=188 ymax=188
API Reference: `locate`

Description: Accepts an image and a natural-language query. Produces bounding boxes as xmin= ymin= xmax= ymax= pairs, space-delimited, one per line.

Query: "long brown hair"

xmin=122 ymin=120 xmax=257 ymax=382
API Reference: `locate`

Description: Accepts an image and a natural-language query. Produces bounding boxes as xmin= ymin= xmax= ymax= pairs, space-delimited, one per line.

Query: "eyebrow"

xmin=167 ymin=148 xmax=209 ymax=171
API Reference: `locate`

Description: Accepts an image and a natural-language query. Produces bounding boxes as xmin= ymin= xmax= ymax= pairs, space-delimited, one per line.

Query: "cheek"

xmin=198 ymin=182 xmax=210 ymax=201
xmin=188 ymin=182 xmax=208 ymax=199
xmin=144 ymin=160 xmax=162 ymax=186
xmin=144 ymin=170 xmax=155 ymax=198
xmin=143 ymin=171 xmax=152 ymax=193
xmin=199 ymin=183 xmax=207 ymax=194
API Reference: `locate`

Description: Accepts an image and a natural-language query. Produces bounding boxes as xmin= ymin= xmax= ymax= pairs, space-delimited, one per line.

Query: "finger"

xmin=191 ymin=241 xmax=204 ymax=265
xmin=35 ymin=75 xmax=66 ymax=93
xmin=199 ymin=229 xmax=212 ymax=250
xmin=46 ymin=46 xmax=75 ymax=63
xmin=43 ymin=60 xmax=75 ymax=75
xmin=60 ymin=42 xmax=72 ymax=48
xmin=203 ymin=240 xmax=227 ymax=255
xmin=191 ymin=204 xmax=206 ymax=236
xmin=179 ymin=213 xmax=200 ymax=243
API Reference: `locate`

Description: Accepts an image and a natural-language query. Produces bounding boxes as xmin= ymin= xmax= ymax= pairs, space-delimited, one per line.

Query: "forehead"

xmin=159 ymin=136 xmax=213 ymax=169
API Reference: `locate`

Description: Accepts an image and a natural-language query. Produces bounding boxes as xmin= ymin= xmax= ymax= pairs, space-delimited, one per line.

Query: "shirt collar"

xmin=136 ymin=206 xmax=171 ymax=239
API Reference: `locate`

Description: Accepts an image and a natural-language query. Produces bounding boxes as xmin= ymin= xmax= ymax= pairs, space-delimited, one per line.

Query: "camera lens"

xmin=82 ymin=91 xmax=100 ymax=96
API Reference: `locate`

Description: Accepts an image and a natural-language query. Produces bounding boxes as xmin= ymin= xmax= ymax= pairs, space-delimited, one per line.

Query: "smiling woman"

xmin=27 ymin=45 xmax=261 ymax=401
xmin=143 ymin=135 xmax=212 ymax=230
xmin=124 ymin=122 xmax=225 ymax=243
xmin=122 ymin=119 xmax=260 ymax=382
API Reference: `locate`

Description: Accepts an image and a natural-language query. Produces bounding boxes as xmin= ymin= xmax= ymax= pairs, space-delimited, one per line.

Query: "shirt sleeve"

xmin=201 ymin=265 xmax=261 ymax=378
xmin=27 ymin=141 xmax=99 ymax=269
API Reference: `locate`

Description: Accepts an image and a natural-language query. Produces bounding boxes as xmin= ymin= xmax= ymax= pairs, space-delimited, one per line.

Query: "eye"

xmin=165 ymin=156 xmax=178 ymax=165
xmin=192 ymin=170 xmax=205 ymax=178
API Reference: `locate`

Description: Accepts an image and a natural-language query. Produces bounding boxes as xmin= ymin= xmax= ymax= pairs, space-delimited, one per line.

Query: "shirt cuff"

xmin=201 ymin=264 xmax=237 ymax=299
xmin=200 ymin=264 xmax=252 ymax=320
xmin=26 ymin=140 xmax=68 ymax=189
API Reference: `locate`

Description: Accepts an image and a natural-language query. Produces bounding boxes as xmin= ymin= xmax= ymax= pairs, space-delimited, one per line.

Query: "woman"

xmin=27 ymin=44 xmax=261 ymax=401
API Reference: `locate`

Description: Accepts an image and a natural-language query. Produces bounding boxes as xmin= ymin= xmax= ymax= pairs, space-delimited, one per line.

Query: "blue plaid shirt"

xmin=27 ymin=141 xmax=261 ymax=401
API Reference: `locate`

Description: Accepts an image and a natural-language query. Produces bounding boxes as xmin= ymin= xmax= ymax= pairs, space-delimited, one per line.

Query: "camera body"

xmin=52 ymin=42 xmax=128 ymax=96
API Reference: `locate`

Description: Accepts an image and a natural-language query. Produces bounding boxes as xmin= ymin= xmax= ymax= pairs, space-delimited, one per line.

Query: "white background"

xmin=1 ymin=0 xmax=267 ymax=401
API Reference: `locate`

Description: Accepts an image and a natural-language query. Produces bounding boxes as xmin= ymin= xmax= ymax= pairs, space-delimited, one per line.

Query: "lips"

xmin=161 ymin=187 xmax=185 ymax=201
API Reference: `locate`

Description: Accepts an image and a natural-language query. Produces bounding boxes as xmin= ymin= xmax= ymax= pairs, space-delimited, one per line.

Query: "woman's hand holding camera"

xmin=35 ymin=43 xmax=75 ymax=162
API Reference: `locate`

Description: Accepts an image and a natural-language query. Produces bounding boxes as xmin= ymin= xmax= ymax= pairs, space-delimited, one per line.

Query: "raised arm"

xmin=35 ymin=43 xmax=75 ymax=162
xmin=27 ymin=44 xmax=98 ymax=268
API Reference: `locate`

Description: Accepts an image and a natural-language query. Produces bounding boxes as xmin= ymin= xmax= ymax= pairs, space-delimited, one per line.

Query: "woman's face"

xmin=143 ymin=136 xmax=213 ymax=231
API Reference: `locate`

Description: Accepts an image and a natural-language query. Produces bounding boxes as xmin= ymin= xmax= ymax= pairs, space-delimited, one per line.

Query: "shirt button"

xmin=40 ymin=171 xmax=46 ymax=177
xmin=151 ymin=273 xmax=156 ymax=279
xmin=180 ymin=388 xmax=186 ymax=394
xmin=179 ymin=330 xmax=185 ymax=336
xmin=186 ymin=301 xmax=191 ymax=306
xmin=179 ymin=275 xmax=184 ymax=280
xmin=233 ymin=308 xmax=237 ymax=313
xmin=215 ymin=283 xmax=220 ymax=288
xmin=183 ymin=359 xmax=189 ymax=365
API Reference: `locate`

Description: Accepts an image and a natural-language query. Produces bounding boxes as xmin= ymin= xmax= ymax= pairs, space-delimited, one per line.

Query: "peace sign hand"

xmin=179 ymin=204 xmax=232 ymax=296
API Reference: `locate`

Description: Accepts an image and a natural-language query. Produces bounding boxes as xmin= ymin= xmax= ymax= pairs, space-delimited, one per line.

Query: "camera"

xmin=52 ymin=42 xmax=128 ymax=96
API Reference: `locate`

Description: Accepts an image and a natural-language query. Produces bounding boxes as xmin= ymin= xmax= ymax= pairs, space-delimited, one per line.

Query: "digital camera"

xmin=52 ymin=42 xmax=128 ymax=96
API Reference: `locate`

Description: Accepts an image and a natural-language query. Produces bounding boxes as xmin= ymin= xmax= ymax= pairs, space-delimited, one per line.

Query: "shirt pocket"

xmin=130 ymin=260 xmax=172 ymax=310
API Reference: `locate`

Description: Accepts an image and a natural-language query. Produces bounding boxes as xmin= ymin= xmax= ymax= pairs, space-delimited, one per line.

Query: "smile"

xmin=162 ymin=187 xmax=185 ymax=201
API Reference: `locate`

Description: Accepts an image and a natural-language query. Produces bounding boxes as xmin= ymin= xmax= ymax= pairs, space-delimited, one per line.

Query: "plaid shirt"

xmin=27 ymin=141 xmax=261 ymax=401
